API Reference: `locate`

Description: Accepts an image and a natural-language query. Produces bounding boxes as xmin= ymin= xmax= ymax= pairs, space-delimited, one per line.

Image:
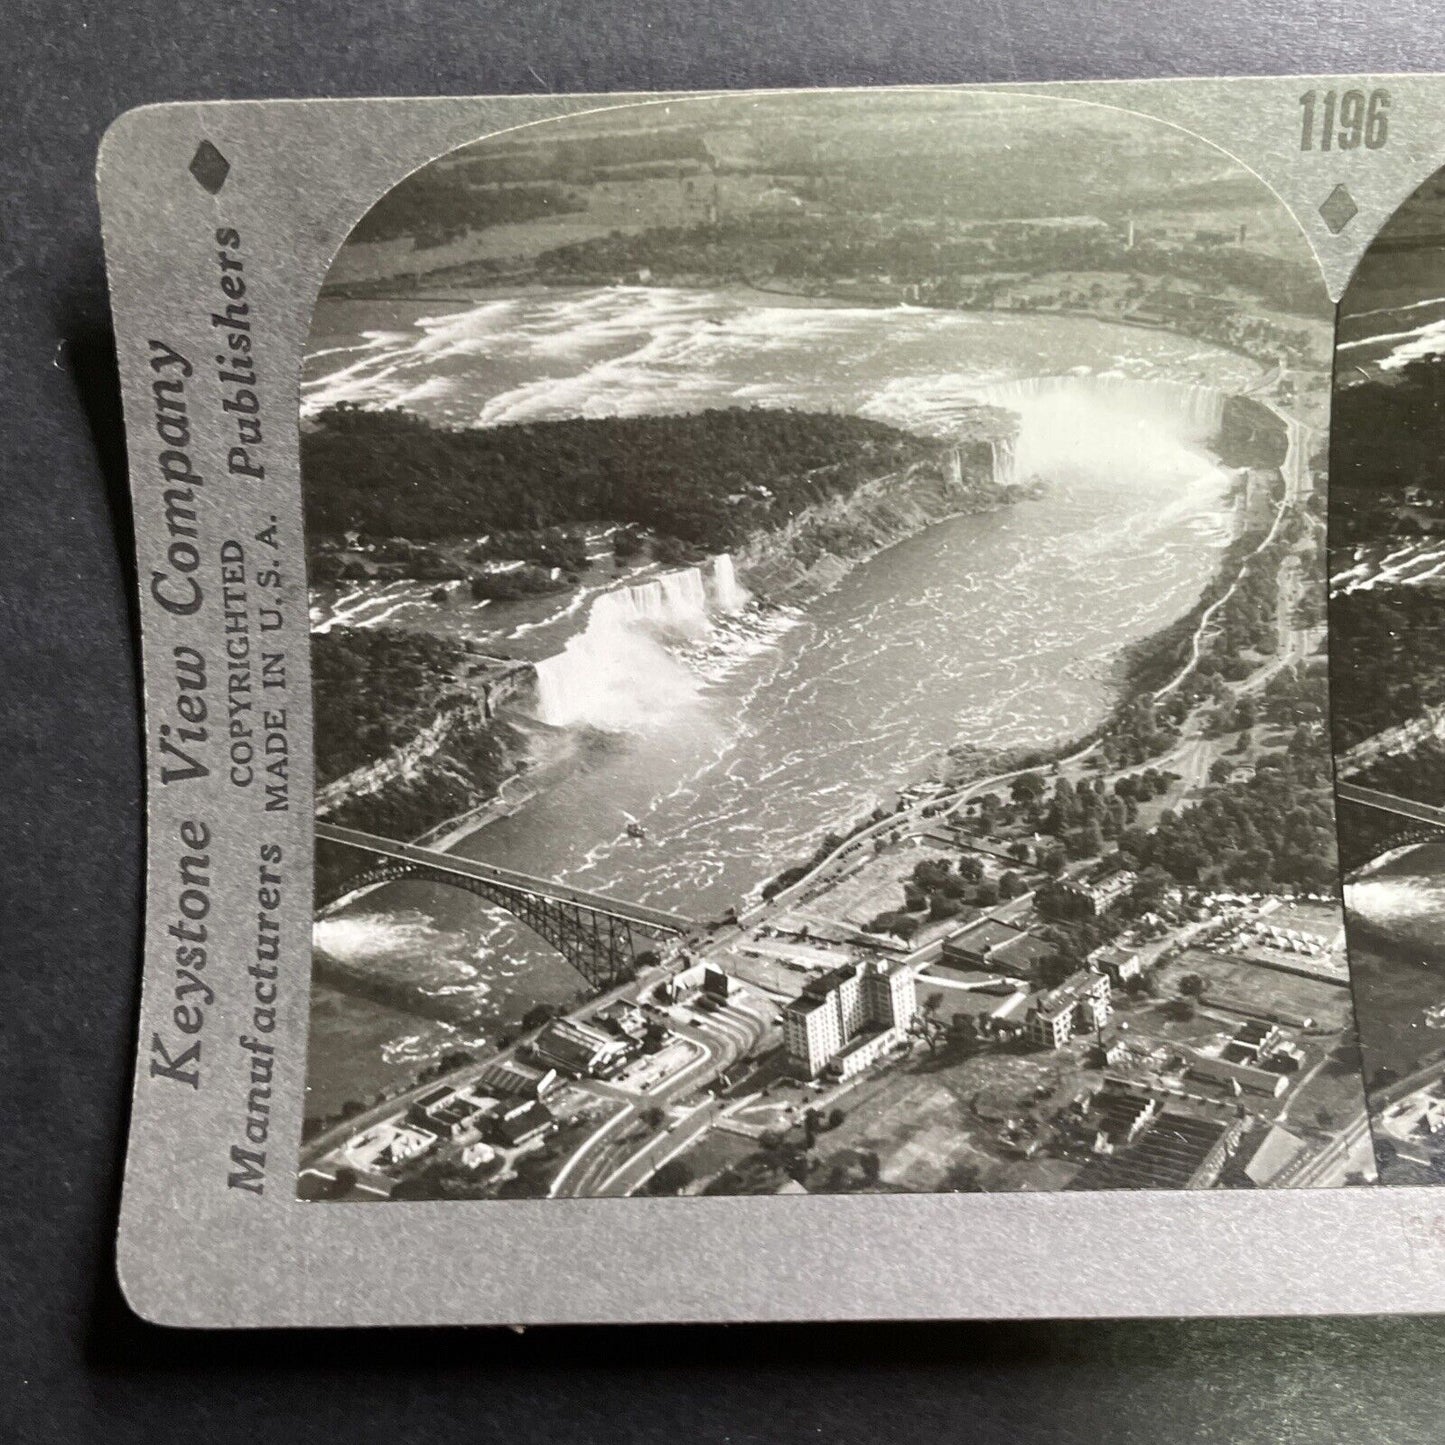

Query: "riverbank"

xmin=771 ymin=396 xmax=1297 ymax=886
xmin=315 ymin=419 xmax=1018 ymax=855
xmin=318 ymin=377 xmax=1287 ymax=904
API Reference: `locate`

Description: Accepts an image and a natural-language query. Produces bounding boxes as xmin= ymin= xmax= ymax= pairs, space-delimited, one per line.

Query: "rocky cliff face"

xmin=316 ymin=668 xmax=539 ymax=860
xmin=734 ymin=434 xmax=1017 ymax=603
xmin=1339 ymin=705 xmax=1445 ymax=777
xmin=317 ymin=664 xmax=533 ymax=818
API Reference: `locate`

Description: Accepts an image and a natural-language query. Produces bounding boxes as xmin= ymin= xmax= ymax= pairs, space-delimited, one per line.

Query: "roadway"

xmin=1289 ymin=1051 xmax=1445 ymax=1188
xmin=549 ymin=991 xmax=775 ymax=1197
xmin=1152 ymin=400 xmax=1310 ymax=702
xmin=1284 ymin=1112 xmax=1376 ymax=1188
xmin=317 ymin=821 xmax=694 ymax=933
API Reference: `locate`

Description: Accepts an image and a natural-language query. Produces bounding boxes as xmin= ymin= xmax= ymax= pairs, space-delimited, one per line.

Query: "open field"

xmin=1154 ymin=947 xmax=1353 ymax=1031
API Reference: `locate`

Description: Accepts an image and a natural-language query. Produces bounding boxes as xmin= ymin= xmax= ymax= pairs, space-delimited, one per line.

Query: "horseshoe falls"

xmin=984 ymin=376 xmax=1227 ymax=486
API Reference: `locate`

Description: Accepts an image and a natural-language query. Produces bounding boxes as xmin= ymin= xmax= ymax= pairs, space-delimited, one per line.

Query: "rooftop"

xmin=542 ymin=1016 xmax=617 ymax=1050
xmin=785 ymin=993 xmax=835 ymax=1018
xmin=800 ymin=962 xmax=862 ymax=1000
xmin=1068 ymin=1112 xmax=1232 ymax=1191
xmin=473 ymin=1059 xmax=550 ymax=1098
xmin=990 ymin=933 xmax=1057 ymax=971
xmin=495 ymin=1101 xmax=555 ymax=1146
xmin=944 ymin=919 xmax=1030 ymax=956
xmin=1033 ymin=970 xmax=1107 ymax=1017
xmin=1089 ymin=944 xmax=1139 ymax=964
xmin=533 ymin=1019 xmax=625 ymax=1072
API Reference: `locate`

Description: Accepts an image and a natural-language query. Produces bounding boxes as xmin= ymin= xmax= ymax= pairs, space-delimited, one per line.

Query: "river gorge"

xmin=301 ymin=287 xmax=1265 ymax=1118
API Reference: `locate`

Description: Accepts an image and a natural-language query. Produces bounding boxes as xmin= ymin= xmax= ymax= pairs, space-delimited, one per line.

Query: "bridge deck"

xmin=1335 ymin=782 xmax=1445 ymax=829
xmin=316 ymin=822 xmax=695 ymax=933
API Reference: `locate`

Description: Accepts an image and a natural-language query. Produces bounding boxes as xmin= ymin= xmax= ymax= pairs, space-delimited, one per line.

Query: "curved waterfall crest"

xmin=982 ymin=374 xmax=1228 ymax=486
xmin=534 ymin=555 xmax=748 ymax=729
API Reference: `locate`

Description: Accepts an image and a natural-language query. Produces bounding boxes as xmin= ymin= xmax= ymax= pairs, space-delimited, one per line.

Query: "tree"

xmin=948 ymin=1012 xmax=980 ymax=1046
xmin=1011 ymin=772 xmax=1046 ymax=806
xmin=912 ymin=858 xmax=952 ymax=890
xmin=859 ymin=1150 xmax=882 ymax=1185
xmin=1209 ymin=758 xmax=1233 ymax=785
xmin=1008 ymin=841 xmax=1031 ymax=863
xmin=1066 ymin=820 xmax=1106 ymax=860
xmin=939 ymin=1162 xmax=985 ymax=1193
xmin=640 ymin=1105 xmax=667 ymax=1130
xmin=909 ymin=993 xmax=949 ymax=1053
xmin=1177 ymin=973 xmax=1206 ymax=1000
xmin=929 ymin=893 xmax=964 ymax=922
xmin=1130 ymin=866 xmax=1174 ymax=911
xmin=998 ymin=870 xmax=1027 ymax=900
xmin=648 ymin=1159 xmax=695 ymax=1196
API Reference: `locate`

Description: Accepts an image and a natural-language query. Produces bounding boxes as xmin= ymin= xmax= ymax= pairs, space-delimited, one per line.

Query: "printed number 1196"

xmin=1300 ymin=89 xmax=1390 ymax=151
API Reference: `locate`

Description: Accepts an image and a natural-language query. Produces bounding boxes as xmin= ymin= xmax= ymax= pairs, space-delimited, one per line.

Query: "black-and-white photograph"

xmin=1331 ymin=162 xmax=1445 ymax=1184
xmin=294 ymin=90 xmax=1365 ymax=1202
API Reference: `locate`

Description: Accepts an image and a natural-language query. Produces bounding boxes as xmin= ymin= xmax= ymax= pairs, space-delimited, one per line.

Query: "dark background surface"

xmin=7 ymin=2 xmax=1445 ymax=1440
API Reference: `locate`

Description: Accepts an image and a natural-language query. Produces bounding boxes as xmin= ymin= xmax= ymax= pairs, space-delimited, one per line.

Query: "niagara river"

xmin=302 ymin=286 xmax=1260 ymax=1116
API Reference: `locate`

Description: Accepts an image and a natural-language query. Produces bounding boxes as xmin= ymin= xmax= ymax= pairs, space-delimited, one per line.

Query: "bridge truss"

xmin=317 ymin=854 xmax=685 ymax=992
xmin=1334 ymin=781 xmax=1445 ymax=859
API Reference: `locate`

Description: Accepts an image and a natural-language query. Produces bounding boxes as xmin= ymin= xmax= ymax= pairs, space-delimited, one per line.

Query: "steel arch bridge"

xmin=316 ymin=823 xmax=694 ymax=991
xmin=1335 ymin=781 xmax=1445 ymax=858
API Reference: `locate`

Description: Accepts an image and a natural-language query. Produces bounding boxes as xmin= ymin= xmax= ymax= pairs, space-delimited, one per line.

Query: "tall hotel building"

xmin=783 ymin=959 xmax=919 ymax=1080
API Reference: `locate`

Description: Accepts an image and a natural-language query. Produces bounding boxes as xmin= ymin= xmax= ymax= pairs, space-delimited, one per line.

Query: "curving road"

xmin=549 ymin=992 xmax=774 ymax=1198
xmin=1153 ymin=397 xmax=1309 ymax=703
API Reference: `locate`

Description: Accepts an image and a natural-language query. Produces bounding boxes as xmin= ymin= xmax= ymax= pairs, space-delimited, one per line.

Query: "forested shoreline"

xmin=302 ymin=405 xmax=964 ymax=550
xmin=307 ymin=403 xmax=1014 ymax=856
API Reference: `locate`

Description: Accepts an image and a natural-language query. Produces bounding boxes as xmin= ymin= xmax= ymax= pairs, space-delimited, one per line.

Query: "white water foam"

xmin=303 ymin=288 xmax=1261 ymax=431
xmin=532 ymin=555 xmax=751 ymax=729
xmin=980 ymin=375 xmax=1226 ymax=487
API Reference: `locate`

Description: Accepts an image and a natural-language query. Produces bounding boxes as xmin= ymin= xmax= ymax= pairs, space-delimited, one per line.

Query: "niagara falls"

xmin=301 ymin=287 xmax=1251 ymax=1114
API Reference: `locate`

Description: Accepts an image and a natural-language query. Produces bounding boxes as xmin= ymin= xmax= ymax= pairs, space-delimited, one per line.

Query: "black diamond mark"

xmin=189 ymin=140 xmax=230 ymax=194
xmin=1319 ymin=183 xmax=1358 ymax=236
